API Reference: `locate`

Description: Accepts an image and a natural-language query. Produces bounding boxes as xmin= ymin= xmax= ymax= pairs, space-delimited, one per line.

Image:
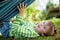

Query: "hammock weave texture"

xmin=0 ymin=0 xmax=35 ymax=38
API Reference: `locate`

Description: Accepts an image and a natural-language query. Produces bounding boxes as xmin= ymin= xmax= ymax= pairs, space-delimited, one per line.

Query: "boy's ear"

xmin=53 ymin=29 xmax=57 ymax=36
xmin=54 ymin=29 xmax=57 ymax=34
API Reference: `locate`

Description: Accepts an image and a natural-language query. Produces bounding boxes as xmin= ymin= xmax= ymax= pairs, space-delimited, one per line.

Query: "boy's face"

xmin=35 ymin=21 xmax=56 ymax=36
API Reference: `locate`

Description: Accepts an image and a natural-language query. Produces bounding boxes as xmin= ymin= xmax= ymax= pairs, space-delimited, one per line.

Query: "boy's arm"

xmin=10 ymin=2 xmax=26 ymax=22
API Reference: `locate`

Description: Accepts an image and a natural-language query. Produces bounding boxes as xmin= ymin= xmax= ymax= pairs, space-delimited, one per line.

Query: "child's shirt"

xmin=9 ymin=15 xmax=39 ymax=38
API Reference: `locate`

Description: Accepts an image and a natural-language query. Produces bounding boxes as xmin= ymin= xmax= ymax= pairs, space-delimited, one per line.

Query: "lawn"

xmin=0 ymin=36 xmax=54 ymax=40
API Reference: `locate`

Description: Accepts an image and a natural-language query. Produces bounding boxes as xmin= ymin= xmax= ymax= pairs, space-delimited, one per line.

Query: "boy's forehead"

xmin=38 ymin=21 xmax=53 ymax=28
xmin=39 ymin=21 xmax=51 ymax=25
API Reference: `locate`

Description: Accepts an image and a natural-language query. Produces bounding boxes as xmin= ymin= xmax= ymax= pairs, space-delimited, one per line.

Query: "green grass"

xmin=0 ymin=36 xmax=54 ymax=40
xmin=0 ymin=19 xmax=60 ymax=40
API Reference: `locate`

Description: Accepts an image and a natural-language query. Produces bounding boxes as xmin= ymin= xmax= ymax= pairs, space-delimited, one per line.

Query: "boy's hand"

xmin=17 ymin=2 xmax=26 ymax=16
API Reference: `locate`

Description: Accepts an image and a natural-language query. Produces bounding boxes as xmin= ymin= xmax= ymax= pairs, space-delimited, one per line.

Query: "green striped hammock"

xmin=0 ymin=0 xmax=35 ymax=21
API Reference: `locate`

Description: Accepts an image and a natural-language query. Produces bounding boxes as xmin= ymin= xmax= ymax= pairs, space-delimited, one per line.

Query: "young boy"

xmin=35 ymin=21 xmax=57 ymax=36
xmin=9 ymin=3 xmax=57 ymax=38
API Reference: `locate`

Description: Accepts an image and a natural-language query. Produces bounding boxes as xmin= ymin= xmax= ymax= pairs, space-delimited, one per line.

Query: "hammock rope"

xmin=0 ymin=0 xmax=35 ymax=38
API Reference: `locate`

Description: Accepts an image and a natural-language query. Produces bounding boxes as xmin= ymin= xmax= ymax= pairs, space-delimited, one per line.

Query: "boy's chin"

xmin=38 ymin=33 xmax=55 ymax=36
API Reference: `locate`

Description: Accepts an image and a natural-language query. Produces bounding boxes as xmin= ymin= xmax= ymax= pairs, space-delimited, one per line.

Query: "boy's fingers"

xmin=20 ymin=3 xmax=21 ymax=8
xmin=25 ymin=4 xmax=27 ymax=8
xmin=17 ymin=6 xmax=19 ymax=9
xmin=22 ymin=2 xmax=24 ymax=8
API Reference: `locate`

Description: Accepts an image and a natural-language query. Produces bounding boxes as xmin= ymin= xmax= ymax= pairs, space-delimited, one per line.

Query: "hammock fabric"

xmin=0 ymin=0 xmax=35 ymax=38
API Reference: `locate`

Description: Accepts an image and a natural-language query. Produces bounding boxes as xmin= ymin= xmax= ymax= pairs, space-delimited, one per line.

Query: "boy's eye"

xmin=38 ymin=25 xmax=40 ymax=28
xmin=44 ymin=26 xmax=46 ymax=29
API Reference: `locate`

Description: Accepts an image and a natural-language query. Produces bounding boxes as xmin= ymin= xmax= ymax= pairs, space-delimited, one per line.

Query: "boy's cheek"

xmin=34 ymin=27 xmax=42 ymax=34
xmin=34 ymin=27 xmax=40 ymax=32
xmin=35 ymin=27 xmax=44 ymax=33
xmin=35 ymin=28 xmax=47 ymax=35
